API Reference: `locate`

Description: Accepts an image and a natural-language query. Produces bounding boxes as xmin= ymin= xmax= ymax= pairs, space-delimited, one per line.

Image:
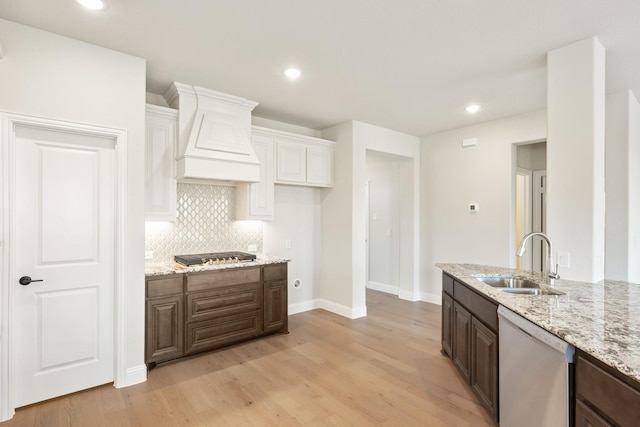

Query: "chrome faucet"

xmin=516 ymin=232 xmax=560 ymax=285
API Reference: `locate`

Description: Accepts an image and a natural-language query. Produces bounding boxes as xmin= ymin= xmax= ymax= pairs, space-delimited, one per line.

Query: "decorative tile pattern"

xmin=145 ymin=183 xmax=262 ymax=263
xmin=438 ymin=263 xmax=640 ymax=383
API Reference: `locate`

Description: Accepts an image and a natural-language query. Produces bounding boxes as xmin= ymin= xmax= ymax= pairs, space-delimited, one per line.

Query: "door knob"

xmin=19 ymin=276 xmax=43 ymax=286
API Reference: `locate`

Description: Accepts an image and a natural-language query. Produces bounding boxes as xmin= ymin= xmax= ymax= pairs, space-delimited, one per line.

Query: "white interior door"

xmin=14 ymin=125 xmax=115 ymax=407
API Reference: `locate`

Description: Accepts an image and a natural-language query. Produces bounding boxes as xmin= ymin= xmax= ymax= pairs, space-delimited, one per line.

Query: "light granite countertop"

xmin=145 ymin=255 xmax=289 ymax=277
xmin=437 ymin=263 xmax=640 ymax=384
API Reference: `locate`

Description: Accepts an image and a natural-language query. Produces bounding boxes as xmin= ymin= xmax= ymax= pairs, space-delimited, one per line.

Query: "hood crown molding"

xmin=163 ymin=82 xmax=261 ymax=183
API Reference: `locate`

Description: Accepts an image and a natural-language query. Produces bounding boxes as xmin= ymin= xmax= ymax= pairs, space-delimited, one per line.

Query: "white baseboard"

xmin=317 ymin=299 xmax=367 ymax=319
xmin=420 ymin=292 xmax=441 ymax=305
xmin=288 ymin=299 xmax=319 ymax=315
xmin=116 ymin=364 xmax=147 ymax=388
xmin=288 ymin=298 xmax=367 ymax=319
xmin=398 ymin=290 xmax=421 ymax=302
xmin=366 ymin=281 xmax=399 ymax=295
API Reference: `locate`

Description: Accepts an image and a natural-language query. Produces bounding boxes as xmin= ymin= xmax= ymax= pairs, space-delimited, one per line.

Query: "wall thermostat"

xmin=469 ymin=203 xmax=479 ymax=212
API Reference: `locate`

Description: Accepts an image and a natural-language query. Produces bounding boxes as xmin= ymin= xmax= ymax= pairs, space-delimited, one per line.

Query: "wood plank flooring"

xmin=4 ymin=290 xmax=494 ymax=426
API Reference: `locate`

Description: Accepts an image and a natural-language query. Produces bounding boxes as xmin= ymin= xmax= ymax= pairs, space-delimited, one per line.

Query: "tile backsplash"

xmin=145 ymin=183 xmax=263 ymax=263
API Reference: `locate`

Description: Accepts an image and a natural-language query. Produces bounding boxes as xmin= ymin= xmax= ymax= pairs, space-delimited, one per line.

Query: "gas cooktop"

xmin=174 ymin=251 xmax=257 ymax=267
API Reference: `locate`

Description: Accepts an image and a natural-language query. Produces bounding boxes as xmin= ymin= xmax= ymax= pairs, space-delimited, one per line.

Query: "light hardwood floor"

xmin=5 ymin=290 xmax=494 ymax=426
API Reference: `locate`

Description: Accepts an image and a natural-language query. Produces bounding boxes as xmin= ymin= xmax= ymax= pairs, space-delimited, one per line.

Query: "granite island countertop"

xmin=145 ymin=255 xmax=289 ymax=277
xmin=438 ymin=263 xmax=640 ymax=384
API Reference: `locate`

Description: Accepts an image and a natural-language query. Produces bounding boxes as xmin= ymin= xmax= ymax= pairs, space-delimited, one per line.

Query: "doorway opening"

xmin=365 ymin=150 xmax=415 ymax=302
xmin=515 ymin=141 xmax=547 ymax=271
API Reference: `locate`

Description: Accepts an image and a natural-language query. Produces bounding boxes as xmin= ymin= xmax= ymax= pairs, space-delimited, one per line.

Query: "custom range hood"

xmin=163 ymin=82 xmax=260 ymax=183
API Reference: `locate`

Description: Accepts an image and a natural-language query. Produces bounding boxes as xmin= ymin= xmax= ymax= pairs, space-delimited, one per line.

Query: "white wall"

xmin=319 ymin=121 xmax=358 ymax=316
xmin=320 ymin=121 xmax=420 ymax=317
xmin=263 ymin=185 xmax=322 ymax=313
xmin=0 ymin=19 xmax=147 ymax=384
xmin=605 ymin=90 xmax=640 ymax=282
xmin=421 ymin=110 xmax=546 ymax=297
xmin=516 ymin=142 xmax=546 ymax=171
xmin=366 ymin=152 xmax=401 ymax=293
xmin=547 ymin=37 xmax=606 ymax=282
xmin=605 ymin=91 xmax=630 ymax=280
xmin=629 ymin=92 xmax=640 ymax=283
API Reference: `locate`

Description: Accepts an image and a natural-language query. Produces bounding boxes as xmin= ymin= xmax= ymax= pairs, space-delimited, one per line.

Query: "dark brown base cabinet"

xmin=576 ymin=350 xmax=640 ymax=427
xmin=441 ymin=273 xmax=498 ymax=423
xmin=146 ymin=263 xmax=288 ymax=366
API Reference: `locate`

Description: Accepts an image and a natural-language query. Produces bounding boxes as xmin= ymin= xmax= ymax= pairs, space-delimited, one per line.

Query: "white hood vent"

xmin=164 ymin=82 xmax=260 ymax=183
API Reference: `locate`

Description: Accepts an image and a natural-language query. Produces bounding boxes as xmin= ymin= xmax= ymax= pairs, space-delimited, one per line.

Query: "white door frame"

xmin=0 ymin=113 xmax=128 ymax=421
xmin=516 ymin=168 xmax=533 ymax=270
xmin=533 ymin=170 xmax=547 ymax=272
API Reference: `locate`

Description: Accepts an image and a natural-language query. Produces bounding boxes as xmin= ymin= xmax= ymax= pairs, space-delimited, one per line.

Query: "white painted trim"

xmin=118 ymin=365 xmax=147 ymax=388
xmin=288 ymin=299 xmax=319 ymax=315
xmin=0 ymin=113 xmax=130 ymax=420
xmin=0 ymin=114 xmax=15 ymax=422
xmin=398 ymin=290 xmax=421 ymax=302
xmin=316 ymin=299 xmax=367 ymax=319
xmin=367 ymin=281 xmax=399 ymax=295
xmin=420 ymin=292 xmax=442 ymax=305
xmin=516 ymin=167 xmax=533 ymax=270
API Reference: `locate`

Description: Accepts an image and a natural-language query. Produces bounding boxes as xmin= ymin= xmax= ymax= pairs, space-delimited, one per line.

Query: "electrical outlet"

xmin=145 ymin=250 xmax=154 ymax=260
xmin=557 ymin=252 xmax=570 ymax=268
xmin=285 ymin=240 xmax=292 ymax=249
xmin=247 ymin=244 xmax=257 ymax=252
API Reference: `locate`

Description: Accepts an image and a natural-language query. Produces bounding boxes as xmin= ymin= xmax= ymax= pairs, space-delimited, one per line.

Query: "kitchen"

xmin=1 ymin=1 xmax=640 ymax=425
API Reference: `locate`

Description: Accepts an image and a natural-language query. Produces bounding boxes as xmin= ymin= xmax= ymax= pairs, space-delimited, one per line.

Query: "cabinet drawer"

xmin=263 ymin=263 xmax=287 ymax=281
xmin=577 ymin=355 xmax=640 ymax=427
xmin=146 ymin=276 xmax=183 ymax=298
xmin=454 ymin=281 xmax=497 ymax=331
xmin=442 ymin=273 xmax=454 ymax=296
xmin=575 ymin=400 xmax=613 ymax=427
xmin=185 ymin=311 xmax=262 ymax=355
xmin=186 ymin=282 xmax=261 ymax=323
xmin=187 ymin=267 xmax=260 ymax=293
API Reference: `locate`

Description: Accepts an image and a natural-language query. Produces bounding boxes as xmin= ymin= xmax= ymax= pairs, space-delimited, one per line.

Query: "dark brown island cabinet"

xmin=575 ymin=350 xmax=640 ymax=427
xmin=441 ymin=273 xmax=499 ymax=423
xmin=145 ymin=262 xmax=288 ymax=366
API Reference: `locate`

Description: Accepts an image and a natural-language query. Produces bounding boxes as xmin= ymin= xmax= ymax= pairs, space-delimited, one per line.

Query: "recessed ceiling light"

xmin=75 ymin=0 xmax=108 ymax=11
xmin=284 ymin=68 xmax=302 ymax=80
xmin=466 ymin=104 xmax=481 ymax=114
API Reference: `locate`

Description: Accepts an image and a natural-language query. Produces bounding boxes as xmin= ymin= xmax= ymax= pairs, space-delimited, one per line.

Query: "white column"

xmin=547 ymin=37 xmax=605 ymax=282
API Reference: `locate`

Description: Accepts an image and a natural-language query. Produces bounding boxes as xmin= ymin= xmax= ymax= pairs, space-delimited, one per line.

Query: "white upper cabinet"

xmin=306 ymin=144 xmax=333 ymax=186
xmin=272 ymin=130 xmax=334 ymax=188
xmin=236 ymin=131 xmax=275 ymax=221
xmin=276 ymin=141 xmax=307 ymax=183
xmin=145 ymin=105 xmax=177 ymax=221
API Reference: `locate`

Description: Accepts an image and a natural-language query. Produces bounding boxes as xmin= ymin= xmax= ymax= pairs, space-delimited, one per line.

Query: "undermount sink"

xmin=473 ymin=276 xmax=564 ymax=296
xmin=497 ymin=287 xmax=564 ymax=296
xmin=475 ymin=276 xmax=539 ymax=289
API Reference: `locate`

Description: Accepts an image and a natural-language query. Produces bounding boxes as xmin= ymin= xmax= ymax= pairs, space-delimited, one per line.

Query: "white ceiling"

xmin=2 ymin=0 xmax=640 ymax=136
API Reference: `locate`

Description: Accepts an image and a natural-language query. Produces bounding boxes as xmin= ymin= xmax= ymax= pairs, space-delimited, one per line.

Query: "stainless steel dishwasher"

xmin=498 ymin=305 xmax=575 ymax=427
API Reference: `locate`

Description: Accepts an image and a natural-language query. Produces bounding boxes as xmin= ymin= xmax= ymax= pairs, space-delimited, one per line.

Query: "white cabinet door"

xmin=306 ymin=145 xmax=333 ymax=186
xmin=145 ymin=105 xmax=177 ymax=221
xmin=236 ymin=135 xmax=275 ymax=220
xmin=276 ymin=140 xmax=306 ymax=183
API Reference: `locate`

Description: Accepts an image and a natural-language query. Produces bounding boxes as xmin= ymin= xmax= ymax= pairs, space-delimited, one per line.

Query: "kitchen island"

xmin=145 ymin=256 xmax=289 ymax=367
xmin=438 ymin=263 xmax=640 ymax=427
